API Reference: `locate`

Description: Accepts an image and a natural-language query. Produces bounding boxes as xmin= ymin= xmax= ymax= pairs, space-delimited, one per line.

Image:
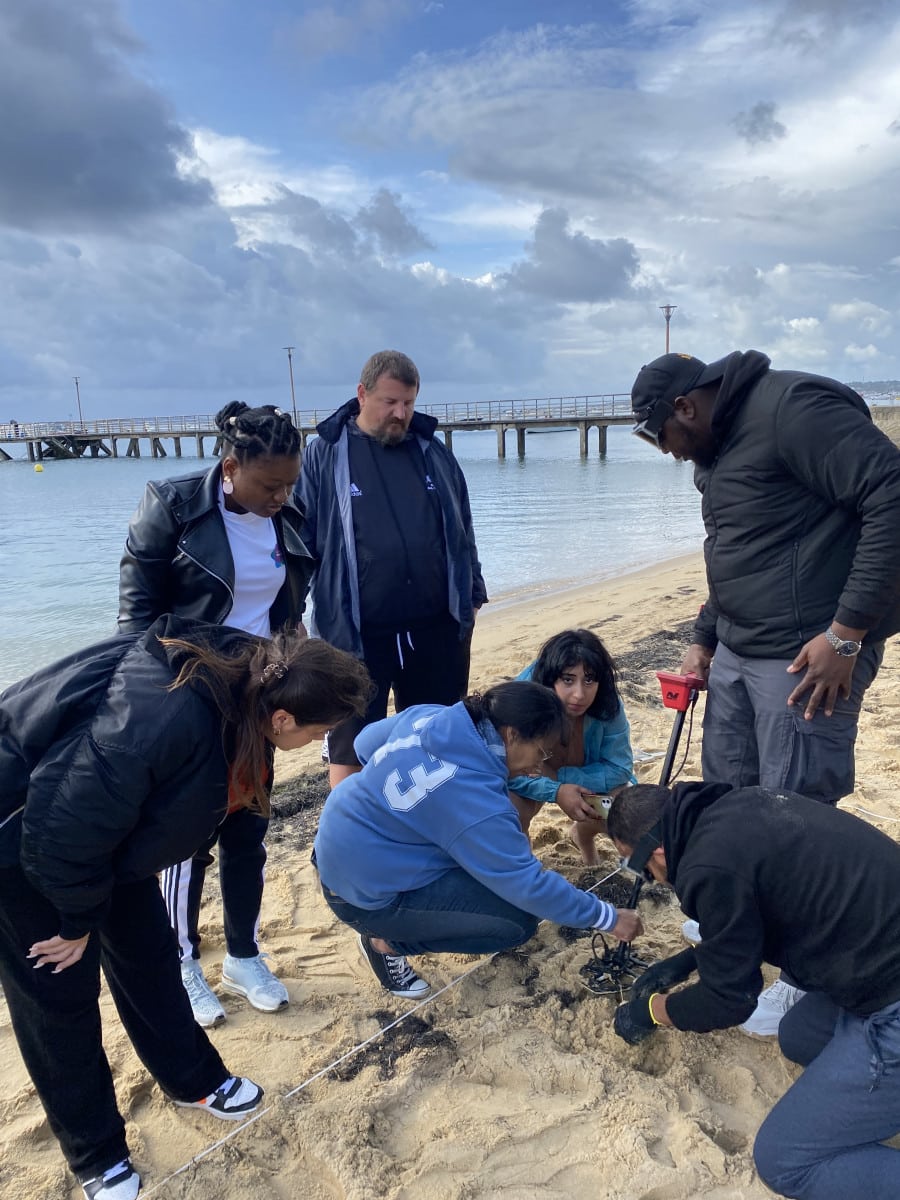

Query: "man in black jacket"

xmin=630 ymin=350 xmax=900 ymax=1033
xmin=606 ymin=781 xmax=900 ymax=1200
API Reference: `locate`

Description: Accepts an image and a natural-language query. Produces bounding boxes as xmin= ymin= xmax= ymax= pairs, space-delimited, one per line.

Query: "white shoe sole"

xmin=220 ymin=977 xmax=289 ymax=1013
xmin=174 ymin=1096 xmax=262 ymax=1121
xmin=192 ymin=1007 xmax=226 ymax=1029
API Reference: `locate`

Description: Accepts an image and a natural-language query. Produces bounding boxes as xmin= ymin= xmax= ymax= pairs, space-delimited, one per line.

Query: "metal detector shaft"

xmin=611 ymin=874 xmax=644 ymax=966
xmin=659 ymin=707 xmax=688 ymax=788
xmin=615 ymin=677 xmax=701 ymax=956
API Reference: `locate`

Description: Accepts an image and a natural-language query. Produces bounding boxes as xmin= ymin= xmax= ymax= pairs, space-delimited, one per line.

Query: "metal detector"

xmin=579 ymin=669 xmax=706 ymax=999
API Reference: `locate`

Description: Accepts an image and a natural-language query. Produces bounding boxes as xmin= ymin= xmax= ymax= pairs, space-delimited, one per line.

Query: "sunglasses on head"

xmin=631 ymin=399 xmax=674 ymax=449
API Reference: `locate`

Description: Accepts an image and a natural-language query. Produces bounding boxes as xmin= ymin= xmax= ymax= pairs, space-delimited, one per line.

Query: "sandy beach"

xmin=4 ymin=551 xmax=899 ymax=1199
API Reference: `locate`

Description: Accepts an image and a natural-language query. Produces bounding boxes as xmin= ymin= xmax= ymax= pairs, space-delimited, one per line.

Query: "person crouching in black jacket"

xmin=0 ymin=615 xmax=370 ymax=1200
xmin=606 ymin=781 xmax=900 ymax=1200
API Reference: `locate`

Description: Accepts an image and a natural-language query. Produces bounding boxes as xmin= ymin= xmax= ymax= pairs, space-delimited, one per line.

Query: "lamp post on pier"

xmin=283 ymin=346 xmax=297 ymax=426
xmin=73 ymin=376 xmax=84 ymax=429
xmin=659 ymin=305 xmax=677 ymax=354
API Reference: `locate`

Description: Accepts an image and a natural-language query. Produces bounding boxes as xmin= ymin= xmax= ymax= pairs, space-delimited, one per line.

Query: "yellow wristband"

xmin=648 ymin=993 xmax=663 ymax=1026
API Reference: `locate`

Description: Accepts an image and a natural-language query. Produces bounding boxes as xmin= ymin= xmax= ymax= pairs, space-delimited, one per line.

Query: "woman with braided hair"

xmin=0 ymin=616 xmax=371 ymax=1199
xmin=118 ymin=401 xmax=317 ymax=1026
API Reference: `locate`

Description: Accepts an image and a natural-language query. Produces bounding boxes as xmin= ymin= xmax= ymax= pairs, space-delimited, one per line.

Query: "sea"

xmin=0 ymin=425 xmax=704 ymax=692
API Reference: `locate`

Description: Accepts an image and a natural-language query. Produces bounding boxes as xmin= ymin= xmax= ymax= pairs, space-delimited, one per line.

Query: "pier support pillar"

xmin=126 ymin=438 xmax=140 ymax=457
xmin=597 ymin=424 xmax=608 ymax=455
xmin=578 ymin=422 xmax=588 ymax=456
xmin=516 ymin=427 xmax=526 ymax=457
xmin=110 ymin=438 xmax=119 ymax=458
xmin=174 ymin=437 xmax=182 ymax=457
xmin=27 ymin=441 xmax=35 ymax=462
xmin=443 ymin=429 xmax=453 ymax=452
xmin=496 ymin=426 xmax=506 ymax=459
xmin=197 ymin=435 xmax=205 ymax=458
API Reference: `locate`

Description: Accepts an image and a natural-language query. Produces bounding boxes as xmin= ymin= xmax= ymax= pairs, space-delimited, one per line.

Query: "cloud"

xmin=356 ymin=189 xmax=434 ymax=255
xmin=0 ymin=0 xmax=210 ymax=233
xmin=501 ymin=209 xmax=642 ymax=303
xmin=731 ymin=101 xmax=788 ymax=145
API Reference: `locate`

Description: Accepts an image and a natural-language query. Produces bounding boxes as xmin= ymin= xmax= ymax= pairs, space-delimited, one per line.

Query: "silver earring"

xmin=223 ymin=477 xmax=234 ymax=495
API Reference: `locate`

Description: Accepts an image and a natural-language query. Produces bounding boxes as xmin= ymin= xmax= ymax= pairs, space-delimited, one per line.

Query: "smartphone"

xmin=582 ymin=793 xmax=612 ymax=816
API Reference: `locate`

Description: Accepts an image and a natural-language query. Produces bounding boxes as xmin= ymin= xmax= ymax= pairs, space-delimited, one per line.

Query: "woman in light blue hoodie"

xmin=313 ymin=681 xmax=641 ymax=999
xmin=509 ymin=630 xmax=636 ymax=867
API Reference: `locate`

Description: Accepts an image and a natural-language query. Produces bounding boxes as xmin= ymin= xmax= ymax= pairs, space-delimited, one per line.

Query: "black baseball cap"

xmin=630 ymin=353 xmax=730 ymax=448
xmin=631 ymin=353 xmax=730 ymax=419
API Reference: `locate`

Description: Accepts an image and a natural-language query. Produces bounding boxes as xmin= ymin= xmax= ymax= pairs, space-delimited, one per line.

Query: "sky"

xmin=2 ymin=0 xmax=899 ymax=421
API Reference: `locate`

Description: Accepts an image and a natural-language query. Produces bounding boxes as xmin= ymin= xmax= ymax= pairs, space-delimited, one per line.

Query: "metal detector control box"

xmin=656 ymin=670 xmax=706 ymax=711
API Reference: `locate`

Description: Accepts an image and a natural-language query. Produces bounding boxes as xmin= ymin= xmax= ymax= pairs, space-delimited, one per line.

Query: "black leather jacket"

xmin=118 ymin=462 xmax=314 ymax=634
xmin=0 ymin=616 xmax=250 ymax=937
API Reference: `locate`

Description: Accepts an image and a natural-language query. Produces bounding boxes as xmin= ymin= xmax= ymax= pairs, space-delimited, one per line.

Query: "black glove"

xmin=613 ymin=995 xmax=657 ymax=1046
xmin=630 ymin=948 xmax=697 ymax=1003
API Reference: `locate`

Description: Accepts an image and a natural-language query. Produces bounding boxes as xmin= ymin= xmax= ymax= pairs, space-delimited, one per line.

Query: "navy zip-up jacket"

xmin=296 ymin=399 xmax=487 ymax=657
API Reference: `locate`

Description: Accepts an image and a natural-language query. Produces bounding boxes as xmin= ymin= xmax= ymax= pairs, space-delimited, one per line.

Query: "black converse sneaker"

xmin=79 ymin=1157 xmax=140 ymax=1200
xmin=357 ymin=933 xmax=430 ymax=999
xmin=175 ymin=1075 xmax=264 ymax=1121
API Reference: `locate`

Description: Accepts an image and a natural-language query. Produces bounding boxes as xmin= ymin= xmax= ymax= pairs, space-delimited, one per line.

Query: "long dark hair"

xmin=530 ymin=628 xmax=620 ymax=721
xmin=215 ymin=401 xmax=301 ymax=462
xmin=162 ymin=630 xmax=372 ymax=814
xmin=463 ymin=680 xmax=567 ymax=743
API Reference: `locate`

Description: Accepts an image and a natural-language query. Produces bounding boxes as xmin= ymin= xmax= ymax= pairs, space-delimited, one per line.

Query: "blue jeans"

xmin=318 ymin=867 xmax=538 ymax=956
xmin=754 ymin=992 xmax=900 ymax=1198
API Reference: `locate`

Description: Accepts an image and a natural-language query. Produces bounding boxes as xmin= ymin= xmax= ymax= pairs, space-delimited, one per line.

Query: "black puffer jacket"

xmin=118 ymin=462 xmax=314 ymax=634
xmin=661 ymin=782 xmax=900 ymax=1031
xmin=0 ymin=616 xmax=253 ymax=939
xmin=691 ymin=351 xmax=900 ymax=656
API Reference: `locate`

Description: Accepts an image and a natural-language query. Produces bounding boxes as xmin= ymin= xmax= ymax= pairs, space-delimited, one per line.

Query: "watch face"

xmin=838 ymin=642 xmax=860 ymax=656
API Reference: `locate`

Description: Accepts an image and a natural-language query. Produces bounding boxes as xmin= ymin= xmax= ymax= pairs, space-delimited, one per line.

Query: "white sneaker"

xmin=221 ymin=953 xmax=289 ymax=1013
xmin=740 ymin=979 xmax=805 ymax=1038
xmin=681 ymin=919 xmax=702 ymax=946
xmin=80 ymin=1157 xmax=140 ymax=1200
xmin=175 ymin=1075 xmax=264 ymax=1121
xmin=180 ymin=959 xmax=226 ymax=1028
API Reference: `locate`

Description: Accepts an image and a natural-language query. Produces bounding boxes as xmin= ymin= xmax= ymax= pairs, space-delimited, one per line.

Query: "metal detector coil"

xmin=579 ymin=669 xmax=706 ymax=999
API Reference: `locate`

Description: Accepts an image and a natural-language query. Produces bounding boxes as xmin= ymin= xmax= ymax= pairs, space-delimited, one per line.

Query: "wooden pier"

xmin=0 ymin=394 xmax=635 ymax=462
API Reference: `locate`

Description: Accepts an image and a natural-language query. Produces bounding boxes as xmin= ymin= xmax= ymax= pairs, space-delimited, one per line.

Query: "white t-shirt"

xmin=218 ymin=491 xmax=285 ymax=636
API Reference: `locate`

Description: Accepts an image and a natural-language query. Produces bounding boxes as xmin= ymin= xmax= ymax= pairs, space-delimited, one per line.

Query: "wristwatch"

xmin=824 ymin=628 xmax=863 ymax=657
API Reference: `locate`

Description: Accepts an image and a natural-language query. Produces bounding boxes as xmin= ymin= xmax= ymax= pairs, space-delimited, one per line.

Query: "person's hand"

xmin=630 ymin=948 xmax=697 ymax=1002
xmin=607 ymin=908 xmax=643 ymax=943
xmin=679 ymin=643 xmax=713 ymax=682
xmin=556 ymin=784 xmax=600 ymax=822
xmin=614 ymin=995 xmax=656 ymax=1045
xmin=27 ymin=933 xmax=89 ymax=974
xmin=786 ymin=633 xmax=856 ymax=719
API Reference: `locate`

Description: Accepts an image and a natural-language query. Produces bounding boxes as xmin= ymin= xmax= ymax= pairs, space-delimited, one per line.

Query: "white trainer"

xmin=740 ymin=979 xmax=806 ymax=1038
xmin=80 ymin=1157 xmax=140 ymax=1200
xmin=681 ymin=919 xmax=702 ymax=946
xmin=221 ymin=953 xmax=289 ymax=1013
xmin=180 ymin=959 xmax=226 ymax=1028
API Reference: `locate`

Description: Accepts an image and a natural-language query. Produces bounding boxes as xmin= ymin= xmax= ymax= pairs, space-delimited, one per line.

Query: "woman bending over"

xmin=313 ymin=680 xmax=641 ymax=999
xmin=0 ymin=617 xmax=369 ymax=1200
